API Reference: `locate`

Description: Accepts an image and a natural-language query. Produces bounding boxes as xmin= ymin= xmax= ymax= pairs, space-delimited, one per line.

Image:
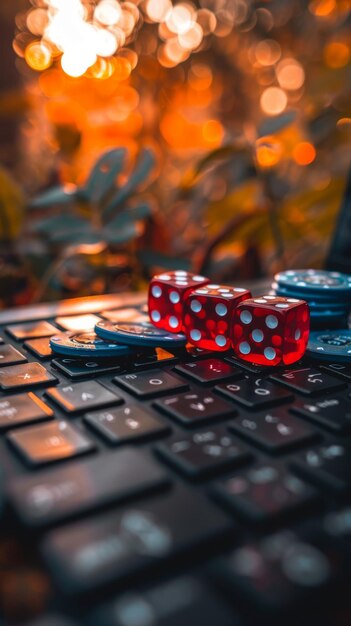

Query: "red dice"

xmin=148 ymin=271 xmax=209 ymax=333
xmin=183 ymin=284 xmax=252 ymax=351
xmin=232 ymin=295 xmax=310 ymax=366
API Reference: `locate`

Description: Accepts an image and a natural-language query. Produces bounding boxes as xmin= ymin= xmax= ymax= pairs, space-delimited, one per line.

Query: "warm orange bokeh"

xmin=293 ymin=142 xmax=317 ymax=165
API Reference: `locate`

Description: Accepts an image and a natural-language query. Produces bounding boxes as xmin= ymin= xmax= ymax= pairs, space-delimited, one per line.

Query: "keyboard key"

xmin=100 ymin=307 xmax=148 ymax=323
xmin=156 ymin=427 xmax=251 ymax=478
xmin=270 ymin=367 xmax=345 ymax=396
xmin=132 ymin=347 xmax=178 ymax=369
xmin=154 ymin=391 xmax=235 ymax=427
xmin=7 ymin=420 xmax=95 ymax=467
xmin=9 ymin=449 xmax=168 ymax=528
xmin=229 ymin=409 xmax=317 ymax=454
xmin=91 ymin=576 xmax=236 ymax=626
xmin=215 ymin=532 xmax=334 ymax=613
xmin=24 ymin=337 xmax=53 ymax=359
xmin=0 ymin=362 xmax=57 ymax=391
xmin=320 ymin=362 xmax=351 ymax=382
xmin=0 ymin=344 xmax=27 ymax=366
xmin=84 ymin=405 xmax=169 ymax=444
xmin=224 ymin=355 xmax=264 ymax=374
xmin=46 ymin=381 xmax=121 ymax=414
xmin=214 ymin=464 xmax=318 ymax=524
xmin=291 ymin=396 xmax=351 ymax=434
xmin=216 ymin=377 xmax=293 ymax=410
xmin=115 ymin=369 xmax=188 ymax=399
xmin=55 ymin=314 xmax=101 ymax=331
xmin=291 ymin=444 xmax=351 ymax=495
xmin=52 ymin=358 xmax=125 ymax=380
xmin=0 ymin=393 xmax=53 ymax=431
xmin=42 ymin=486 xmax=232 ymax=595
xmin=6 ymin=321 xmax=58 ymax=340
xmin=175 ymin=359 xmax=242 ymax=385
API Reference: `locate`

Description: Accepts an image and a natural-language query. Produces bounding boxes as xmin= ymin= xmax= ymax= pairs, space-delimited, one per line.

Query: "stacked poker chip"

xmin=271 ymin=269 xmax=351 ymax=328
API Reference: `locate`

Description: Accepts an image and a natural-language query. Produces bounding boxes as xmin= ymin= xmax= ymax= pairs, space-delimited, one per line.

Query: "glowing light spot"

xmin=167 ymin=4 xmax=194 ymax=35
xmin=25 ymin=41 xmax=52 ymax=71
xmin=202 ymin=120 xmax=224 ymax=145
xmin=94 ymin=29 xmax=118 ymax=57
xmin=256 ymin=136 xmax=282 ymax=168
xmin=178 ymin=23 xmax=203 ymax=51
xmin=260 ymin=87 xmax=288 ymax=116
xmin=94 ymin=1 xmax=122 ymax=27
xmin=309 ymin=0 xmax=336 ymax=16
xmin=293 ymin=142 xmax=316 ymax=166
xmin=324 ymin=42 xmax=350 ymax=68
xmin=146 ymin=0 xmax=172 ymax=23
xmin=276 ymin=58 xmax=305 ymax=90
xmin=255 ymin=39 xmax=281 ymax=66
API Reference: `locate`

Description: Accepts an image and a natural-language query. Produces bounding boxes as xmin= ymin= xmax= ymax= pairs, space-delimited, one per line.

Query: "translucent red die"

xmin=148 ymin=271 xmax=209 ymax=333
xmin=183 ymin=284 xmax=252 ymax=351
xmin=232 ymin=295 xmax=310 ymax=366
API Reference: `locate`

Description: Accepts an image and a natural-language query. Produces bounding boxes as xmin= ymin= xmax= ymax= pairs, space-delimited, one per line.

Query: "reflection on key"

xmin=7 ymin=420 xmax=95 ymax=466
xmin=0 ymin=362 xmax=57 ymax=390
xmin=0 ymin=392 xmax=53 ymax=430
xmin=55 ymin=314 xmax=102 ymax=332
xmin=6 ymin=321 xmax=58 ymax=340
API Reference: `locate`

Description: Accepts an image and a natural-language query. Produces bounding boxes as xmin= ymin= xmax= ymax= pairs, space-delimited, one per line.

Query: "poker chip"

xmin=95 ymin=320 xmax=187 ymax=348
xmin=306 ymin=330 xmax=351 ymax=362
xmin=271 ymin=269 xmax=351 ymax=331
xmin=274 ymin=269 xmax=351 ymax=295
xmin=50 ymin=332 xmax=133 ymax=358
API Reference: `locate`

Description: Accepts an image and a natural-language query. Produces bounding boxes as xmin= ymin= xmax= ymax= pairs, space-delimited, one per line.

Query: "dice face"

xmin=183 ymin=284 xmax=252 ymax=351
xmin=232 ymin=296 xmax=310 ymax=366
xmin=148 ymin=271 xmax=209 ymax=333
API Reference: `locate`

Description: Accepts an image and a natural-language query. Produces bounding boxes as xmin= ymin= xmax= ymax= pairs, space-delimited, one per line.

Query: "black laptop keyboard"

xmin=1 ymin=299 xmax=351 ymax=626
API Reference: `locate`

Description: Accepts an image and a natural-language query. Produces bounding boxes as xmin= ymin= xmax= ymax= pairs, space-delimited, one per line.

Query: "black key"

xmin=175 ymin=359 xmax=242 ymax=385
xmin=42 ymin=486 xmax=232 ymax=595
xmin=0 ymin=362 xmax=57 ymax=391
xmin=91 ymin=576 xmax=236 ymax=626
xmin=0 ymin=392 xmax=53 ymax=431
xmin=291 ymin=444 xmax=351 ymax=495
xmin=0 ymin=344 xmax=27 ymax=366
xmin=52 ymin=358 xmax=125 ymax=379
xmin=216 ymin=377 xmax=293 ymax=410
xmin=178 ymin=344 xmax=213 ymax=360
xmin=215 ymin=532 xmax=334 ymax=613
xmin=154 ymin=391 xmax=235 ymax=426
xmin=270 ymin=367 xmax=345 ymax=396
xmin=115 ymin=369 xmax=188 ymax=399
xmin=84 ymin=405 xmax=169 ymax=444
xmin=214 ymin=463 xmax=318 ymax=523
xmin=229 ymin=408 xmax=317 ymax=454
xmin=225 ymin=355 xmax=264 ymax=374
xmin=9 ymin=448 xmax=168 ymax=528
xmin=156 ymin=427 xmax=251 ymax=478
xmin=133 ymin=347 xmax=178 ymax=369
xmin=6 ymin=321 xmax=58 ymax=340
xmin=320 ymin=362 xmax=351 ymax=382
xmin=46 ymin=381 xmax=121 ymax=413
xmin=24 ymin=337 xmax=53 ymax=359
xmin=291 ymin=396 xmax=351 ymax=434
xmin=7 ymin=420 xmax=95 ymax=467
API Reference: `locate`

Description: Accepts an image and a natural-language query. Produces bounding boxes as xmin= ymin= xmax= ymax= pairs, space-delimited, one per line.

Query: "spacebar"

xmin=8 ymin=448 xmax=169 ymax=528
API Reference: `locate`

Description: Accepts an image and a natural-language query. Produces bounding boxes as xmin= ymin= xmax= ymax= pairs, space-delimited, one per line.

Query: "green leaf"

xmin=83 ymin=148 xmax=127 ymax=205
xmin=31 ymin=214 xmax=88 ymax=234
xmin=103 ymin=222 xmax=139 ymax=245
xmin=258 ymin=111 xmax=296 ymax=137
xmin=29 ymin=185 xmax=78 ymax=209
xmin=103 ymin=148 xmax=156 ymax=219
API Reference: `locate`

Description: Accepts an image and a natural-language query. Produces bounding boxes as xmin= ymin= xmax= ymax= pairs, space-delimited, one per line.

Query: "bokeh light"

xmin=25 ymin=41 xmax=52 ymax=71
xmin=293 ymin=142 xmax=317 ymax=165
xmin=260 ymin=87 xmax=288 ymax=115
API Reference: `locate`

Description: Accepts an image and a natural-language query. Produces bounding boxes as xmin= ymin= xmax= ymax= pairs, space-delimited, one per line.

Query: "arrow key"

xmin=46 ymin=381 xmax=122 ymax=414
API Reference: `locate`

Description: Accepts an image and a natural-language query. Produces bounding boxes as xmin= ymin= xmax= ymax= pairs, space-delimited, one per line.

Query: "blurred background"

xmin=0 ymin=0 xmax=350 ymax=308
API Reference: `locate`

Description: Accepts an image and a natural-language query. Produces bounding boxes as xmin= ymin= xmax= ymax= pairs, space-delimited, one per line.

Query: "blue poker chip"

xmin=275 ymin=270 xmax=351 ymax=295
xmin=50 ymin=332 xmax=133 ymax=358
xmin=95 ymin=320 xmax=187 ymax=348
xmin=272 ymin=285 xmax=351 ymax=306
xmin=306 ymin=330 xmax=351 ymax=362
